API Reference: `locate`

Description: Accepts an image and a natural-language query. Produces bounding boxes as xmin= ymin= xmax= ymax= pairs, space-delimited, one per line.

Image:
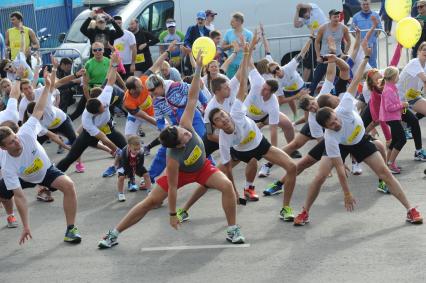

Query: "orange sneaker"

xmin=7 ymin=215 xmax=18 ymax=228
xmin=407 ymin=207 xmax=423 ymax=224
xmin=294 ymin=208 xmax=309 ymax=226
xmin=243 ymin=186 xmax=259 ymax=201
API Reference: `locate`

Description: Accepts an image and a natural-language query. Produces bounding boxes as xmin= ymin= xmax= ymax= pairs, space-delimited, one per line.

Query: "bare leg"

xmin=117 ymin=175 xmax=125 ymax=194
xmin=289 ymin=100 xmax=297 ymax=118
xmin=413 ymin=98 xmax=426 ymax=116
xmin=279 ymin=113 xmax=295 ymax=143
xmin=282 ymin=133 xmax=310 ymax=155
xmin=1 ymin=199 xmax=14 ymax=215
xmin=304 ymin=157 xmax=334 ymax=211
xmin=50 ymin=175 xmax=77 ymax=226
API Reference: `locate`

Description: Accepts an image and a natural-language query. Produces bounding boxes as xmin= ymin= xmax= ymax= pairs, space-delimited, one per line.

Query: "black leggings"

xmin=361 ymin=103 xmax=372 ymax=128
xmin=402 ymin=110 xmax=422 ymax=150
xmin=56 ymin=127 xmax=127 ymax=172
xmin=69 ymin=96 xmax=87 ymax=121
xmin=37 ymin=116 xmax=76 ymax=145
xmin=387 ymin=120 xmax=407 ymax=151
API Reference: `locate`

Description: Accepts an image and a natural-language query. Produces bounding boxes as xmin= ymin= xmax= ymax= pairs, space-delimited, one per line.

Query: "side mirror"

xmin=58 ymin=33 xmax=66 ymax=43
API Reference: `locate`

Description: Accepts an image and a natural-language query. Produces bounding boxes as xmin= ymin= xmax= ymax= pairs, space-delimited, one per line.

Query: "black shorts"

xmin=308 ymin=139 xmax=326 ymax=161
xmin=339 ymin=135 xmax=377 ymax=162
xmin=202 ymin=134 xmax=219 ymax=156
xmin=302 ymin=38 xmax=316 ymax=69
xmin=252 ymin=115 xmax=269 ymax=124
xmin=283 ymin=86 xmax=304 ymax=98
xmin=0 ymin=165 xmax=64 ymax=199
xmin=118 ymin=166 xmax=148 ymax=178
xmin=300 ymin=123 xmax=315 ymax=139
xmin=230 ymin=136 xmax=271 ymax=163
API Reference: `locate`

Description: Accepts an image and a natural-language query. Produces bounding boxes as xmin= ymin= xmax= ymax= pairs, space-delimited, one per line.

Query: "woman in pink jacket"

xmin=379 ymin=66 xmax=409 ymax=174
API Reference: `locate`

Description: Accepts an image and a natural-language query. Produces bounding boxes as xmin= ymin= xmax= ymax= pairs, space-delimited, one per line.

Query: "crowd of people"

xmin=0 ymin=0 xmax=426 ymax=249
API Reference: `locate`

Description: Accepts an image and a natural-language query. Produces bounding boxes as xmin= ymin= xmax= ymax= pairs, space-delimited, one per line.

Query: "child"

xmin=116 ymin=135 xmax=152 ymax=202
xmin=379 ymin=66 xmax=408 ymax=174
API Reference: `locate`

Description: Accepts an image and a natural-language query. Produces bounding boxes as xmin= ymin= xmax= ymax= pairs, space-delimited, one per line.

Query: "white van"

xmin=57 ymin=0 xmax=342 ymax=68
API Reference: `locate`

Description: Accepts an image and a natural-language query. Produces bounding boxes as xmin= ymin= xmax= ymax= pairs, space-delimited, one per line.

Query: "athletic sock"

xmin=245 ymin=181 xmax=253 ymax=188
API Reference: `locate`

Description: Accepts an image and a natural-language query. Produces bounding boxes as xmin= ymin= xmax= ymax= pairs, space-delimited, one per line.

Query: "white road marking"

xmin=141 ymin=244 xmax=250 ymax=252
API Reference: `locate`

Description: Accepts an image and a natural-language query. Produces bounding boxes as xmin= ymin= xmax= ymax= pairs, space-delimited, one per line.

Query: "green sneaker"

xmin=177 ymin=208 xmax=190 ymax=223
xmin=279 ymin=206 xmax=295 ymax=222
xmin=263 ymin=181 xmax=284 ymax=196
xmin=377 ymin=180 xmax=390 ymax=194
xmin=64 ymin=226 xmax=82 ymax=243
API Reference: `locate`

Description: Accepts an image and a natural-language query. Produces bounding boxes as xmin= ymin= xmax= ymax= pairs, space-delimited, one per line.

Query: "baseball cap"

xmin=196 ymin=11 xmax=206 ymax=20
xmin=166 ymin=21 xmax=176 ymax=28
xmin=329 ymin=9 xmax=341 ymax=16
xmin=205 ymin=9 xmax=217 ymax=16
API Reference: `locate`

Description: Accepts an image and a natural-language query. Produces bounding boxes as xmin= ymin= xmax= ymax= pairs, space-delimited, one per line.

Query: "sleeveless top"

xmin=320 ymin=24 xmax=343 ymax=56
xmin=8 ymin=27 xmax=30 ymax=60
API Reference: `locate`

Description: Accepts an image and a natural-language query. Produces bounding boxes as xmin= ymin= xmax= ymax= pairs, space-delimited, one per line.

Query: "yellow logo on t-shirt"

xmin=114 ymin=43 xmax=124 ymax=52
xmin=184 ymin=145 xmax=202 ymax=166
xmin=99 ymin=124 xmax=111 ymax=134
xmin=24 ymin=157 xmax=43 ymax=175
xmin=248 ymin=104 xmax=262 ymax=115
xmin=405 ymin=88 xmax=421 ymax=100
xmin=139 ymin=95 xmax=152 ymax=111
xmin=347 ymin=125 xmax=362 ymax=143
xmin=241 ymin=130 xmax=256 ymax=145
xmin=135 ymin=54 xmax=146 ymax=64
xmin=48 ymin=118 xmax=62 ymax=129
xmin=284 ymin=83 xmax=298 ymax=91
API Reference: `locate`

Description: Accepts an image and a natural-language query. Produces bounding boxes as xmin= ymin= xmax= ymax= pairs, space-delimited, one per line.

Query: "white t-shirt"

xmin=275 ymin=58 xmax=304 ymax=95
xmin=204 ymin=76 xmax=239 ymax=135
xmin=324 ymin=92 xmax=365 ymax=158
xmin=114 ymin=30 xmax=137 ymax=65
xmin=1 ymin=117 xmax=52 ymax=190
xmin=397 ymin=58 xmax=426 ymax=102
xmin=301 ymin=3 xmax=327 ymax=36
xmin=18 ymin=87 xmax=58 ymax=122
xmin=205 ymin=23 xmax=215 ymax=31
xmin=244 ymin=69 xmax=280 ymax=124
xmin=82 ymin=85 xmax=113 ymax=136
xmin=308 ymin=79 xmax=334 ymax=138
xmin=219 ymin=99 xmax=264 ymax=164
xmin=0 ymin=98 xmax=19 ymax=124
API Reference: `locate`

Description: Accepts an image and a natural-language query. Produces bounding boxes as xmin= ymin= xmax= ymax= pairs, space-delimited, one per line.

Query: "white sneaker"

xmin=117 ymin=193 xmax=126 ymax=202
xmin=258 ymin=164 xmax=271 ymax=178
xmin=351 ymin=162 xmax=363 ymax=175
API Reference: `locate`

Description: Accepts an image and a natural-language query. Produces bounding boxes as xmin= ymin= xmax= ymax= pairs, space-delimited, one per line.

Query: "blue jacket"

xmin=184 ymin=25 xmax=211 ymax=48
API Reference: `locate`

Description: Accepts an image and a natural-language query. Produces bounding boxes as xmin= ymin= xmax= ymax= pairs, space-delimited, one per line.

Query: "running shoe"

xmin=405 ymin=127 xmax=413 ymax=140
xmin=36 ymin=187 xmax=54 ymax=202
xmin=128 ymin=181 xmax=138 ymax=192
xmin=258 ymin=164 xmax=271 ymax=178
xmin=388 ymin=163 xmax=401 ymax=174
xmin=98 ymin=230 xmax=119 ymax=249
xmin=102 ymin=166 xmax=117 ymax=177
xmin=64 ymin=226 xmax=82 ymax=243
xmin=294 ymin=208 xmax=309 ymax=226
xmin=244 ymin=186 xmax=259 ymax=201
xmin=139 ymin=178 xmax=148 ymax=190
xmin=263 ymin=181 xmax=284 ymax=196
xmin=351 ymin=162 xmax=363 ymax=175
xmin=7 ymin=215 xmax=18 ymax=228
xmin=75 ymin=161 xmax=85 ymax=173
xmin=279 ymin=206 xmax=295 ymax=222
xmin=117 ymin=193 xmax=126 ymax=202
xmin=290 ymin=150 xmax=302 ymax=159
xmin=377 ymin=180 xmax=390 ymax=194
xmin=414 ymin=149 xmax=426 ymax=162
xmin=177 ymin=208 xmax=190 ymax=222
xmin=143 ymin=145 xmax=150 ymax=156
xmin=406 ymin=207 xmax=423 ymax=224
xmin=226 ymin=225 xmax=245 ymax=244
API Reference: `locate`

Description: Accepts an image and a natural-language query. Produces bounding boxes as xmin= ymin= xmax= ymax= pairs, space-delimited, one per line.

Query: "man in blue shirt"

xmin=351 ymin=0 xmax=382 ymax=68
xmin=222 ymin=12 xmax=253 ymax=78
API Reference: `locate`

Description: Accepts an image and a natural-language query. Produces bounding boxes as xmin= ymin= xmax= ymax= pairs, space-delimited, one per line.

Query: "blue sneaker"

xmin=414 ymin=149 xmax=426 ymax=162
xmin=102 ymin=166 xmax=116 ymax=177
xmin=64 ymin=226 xmax=82 ymax=243
xmin=377 ymin=180 xmax=390 ymax=194
xmin=128 ymin=181 xmax=138 ymax=192
xmin=263 ymin=181 xmax=284 ymax=196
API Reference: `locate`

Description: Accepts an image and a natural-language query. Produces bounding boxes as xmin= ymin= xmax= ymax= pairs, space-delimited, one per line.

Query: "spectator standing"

xmin=379 ymin=0 xmax=392 ymax=36
xmin=351 ymin=0 xmax=382 ymax=68
xmin=222 ymin=12 xmax=253 ymax=78
xmin=85 ymin=42 xmax=110 ymax=88
xmin=128 ymin=18 xmax=159 ymax=77
xmin=80 ymin=10 xmax=123 ymax=58
xmin=113 ymin=16 xmax=137 ymax=80
xmin=5 ymin=11 xmax=39 ymax=63
xmin=159 ymin=18 xmax=185 ymax=70
xmin=205 ymin=10 xmax=218 ymax=31
xmin=56 ymin=58 xmax=78 ymax=113
xmin=294 ymin=3 xmax=328 ymax=81
xmin=412 ymin=0 xmax=426 ymax=58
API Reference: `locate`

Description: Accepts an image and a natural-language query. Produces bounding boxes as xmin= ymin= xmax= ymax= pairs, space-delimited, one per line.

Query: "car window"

xmin=137 ymin=1 xmax=174 ymax=37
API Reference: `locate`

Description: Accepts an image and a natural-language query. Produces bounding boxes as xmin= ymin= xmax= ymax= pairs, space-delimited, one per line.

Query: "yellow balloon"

xmin=396 ymin=17 xmax=422 ymax=48
xmin=192 ymin=37 xmax=216 ymax=65
xmin=385 ymin=0 xmax=411 ymax=22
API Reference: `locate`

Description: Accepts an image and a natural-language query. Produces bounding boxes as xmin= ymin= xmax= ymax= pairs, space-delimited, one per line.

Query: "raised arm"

xmin=32 ymin=70 xmax=51 ymax=120
xmin=54 ymin=68 xmax=85 ymax=89
xmin=221 ymin=41 xmax=240 ymax=74
xmin=106 ymin=53 xmax=119 ymax=86
xmin=347 ymin=40 xmax=372 ymax=95
xmin=314 ymin=25 xmax=325 ymax=63
xmin=260 ymin=24 xmax=271 ymax=55
xmin=148 ymin=40 xmax=176 ymax=73
xmin=180 ymin=52 xmax=202 ymax=129
xmin=294 ymin=3 xmax=311 ymax=28
xmin=349 ymin=26 xmax=361 ymax=61
xmin=342 ymin=26 xmax=351 ymax=54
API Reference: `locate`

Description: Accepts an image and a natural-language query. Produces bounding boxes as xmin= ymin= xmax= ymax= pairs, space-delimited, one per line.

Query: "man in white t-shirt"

xmin=293 ymin=52 xmax=423 ymax=226
xmin=113 ymin=16 xmax=137 ymax=80
xmin=210 ymin=39 xmax=298 ymax=221
xmin=0 ymin=74 xmax=82 ymax=245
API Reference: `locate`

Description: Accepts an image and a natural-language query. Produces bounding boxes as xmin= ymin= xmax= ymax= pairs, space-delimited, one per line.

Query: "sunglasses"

xmin=271 ymin=66 xmax=280 ymax=75
xmin=197 ymin=18 xmax=205 ymax=21
xmin=418 ymin=4 xmax=425 ymax=8
xmin=92 ymin=48 xmax=103 ymax=52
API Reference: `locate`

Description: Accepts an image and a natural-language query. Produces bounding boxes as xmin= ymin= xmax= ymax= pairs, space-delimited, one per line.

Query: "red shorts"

xmin=157 ymin=159 xmax=219 ymax=192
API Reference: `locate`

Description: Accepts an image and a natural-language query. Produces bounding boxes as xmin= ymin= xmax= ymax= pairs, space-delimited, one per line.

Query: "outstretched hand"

xmin=19 ymin=227 xmax=32 ymax=245
xmin=361 ymin=40 xmax=372 ymax=56
xmin=195 ymin=50 xmax=203 ymax=68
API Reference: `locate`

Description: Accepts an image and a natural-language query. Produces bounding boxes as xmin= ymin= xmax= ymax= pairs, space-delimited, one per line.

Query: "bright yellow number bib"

xmin=184 ymin=145 xmax=202 ymax=166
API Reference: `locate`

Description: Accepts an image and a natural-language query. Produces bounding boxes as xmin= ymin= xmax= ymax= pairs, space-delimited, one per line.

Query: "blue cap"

xmin=196 ymin=11 xmax=206 ymax=20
